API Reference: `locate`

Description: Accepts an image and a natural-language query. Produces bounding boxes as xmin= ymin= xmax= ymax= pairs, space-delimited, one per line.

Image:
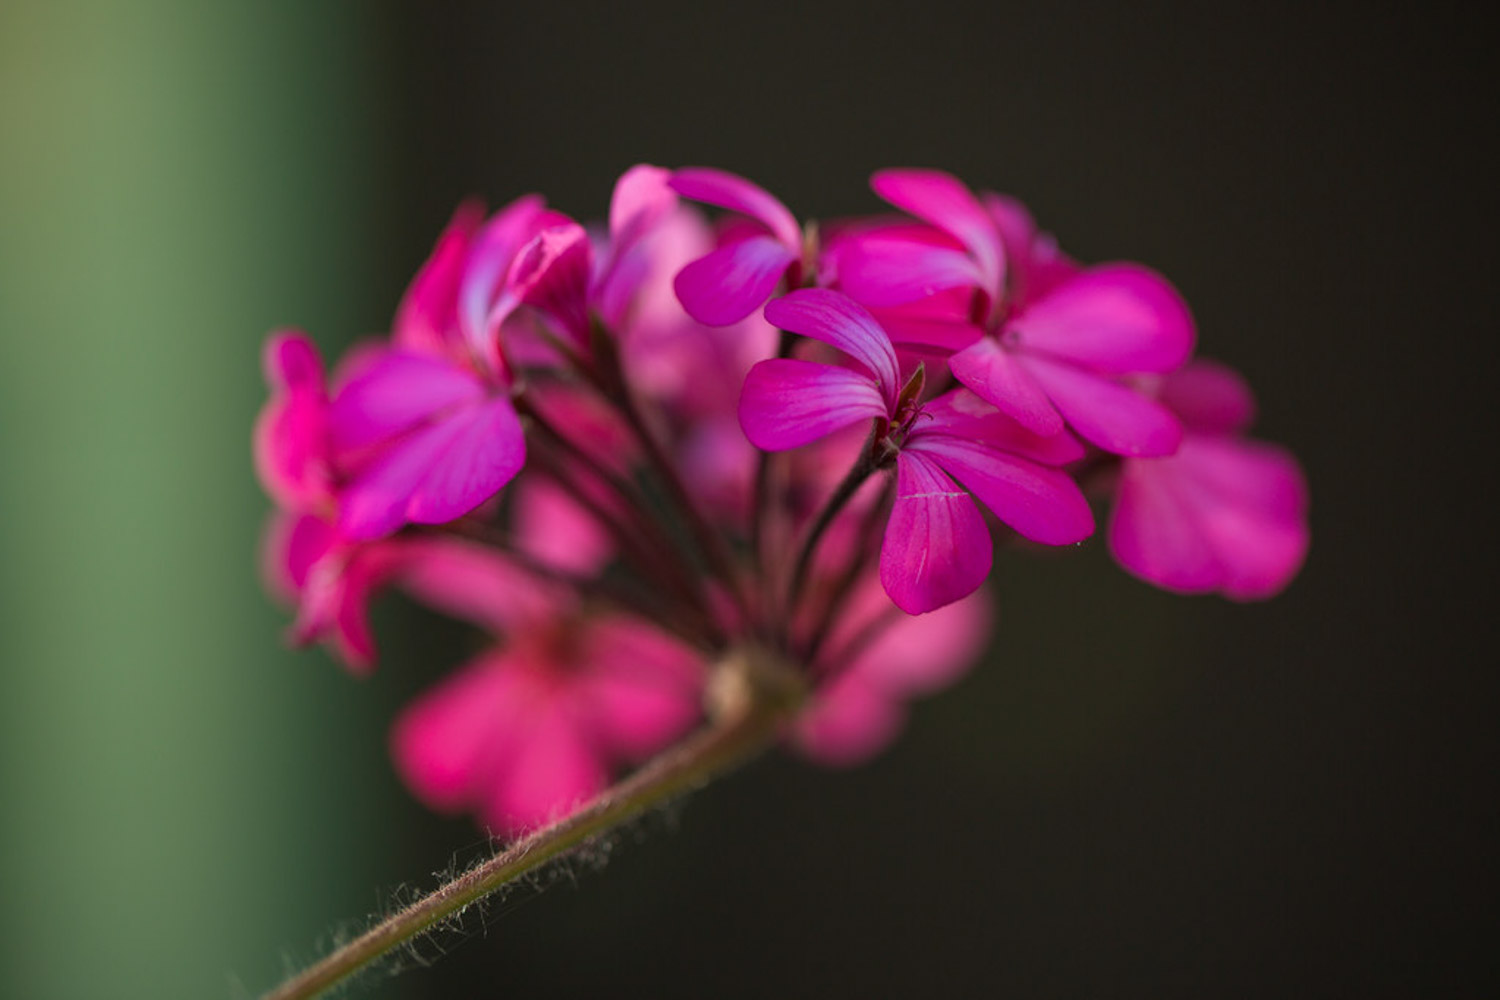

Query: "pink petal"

xmin=1021 ymin=354 xmax=1184 ymax=457
xmin=609 ymin=163 xmax=675 ymax=245
xmin=792 ymin=672 xmax=905 ymax=768
xmin=920 ymin=388 xmax=1085 ymax=466
xmin=578 ymin=616 xmax=703 ymax=758
xmin=739 ymin=359 xmax=887 ymax=451
xmin=1193 ymin=435 xmax=1308 ymax=519
xmin=391 ymin=654 xmax=530 ymax=811
xmin=403 ymin=398 xmax=527 ymax=525
xmin=254 ymin=332 xmax=331 ymax=508
xmin=871 ymin=169 xmax=1004 ymax=296
xmin=513 ymin=476 xmax=615 ymax=575
xmin=505 ymin=222 xmax=592 ymax=348
xmin=1006 ymin=263 xmax=1195 ymax=374
xmin=338 ymin=396 xmax=525 ymax=540
xmin=395 ymin=201 xmax=486 ymax=356
xmin=834 ymin=233 xmax=985 ymax=307
xmin=763 ymin=289 xmax=901 ymax=398
xmin=329 ymin=351 xmax=485 ymax=455
xmin=292 ymin=543 xmax=404 ymax=673
xmin=668 ymin=167 xmax=801 ymax=249
xmin=980 ymin=192 xmax=1081 ymax=307
xmin=949 ymin=336 xmax=1064 ymax=436
xmin=1109 ymin=435 xmax=1308 ymax=599
xmin=487 ymin=701 xmax=608 ymax=835
xmin=868 ymin=308 xmax=984 ymax=354
xmin=1108 ymin=459 xmax=1220 ymax=592
xmin=397 ymin=537 xmax=565 ymax=631
xmin=880 ymin=451 xmax=992 ymax=614
xmin=456 ymin=195 xmax=550 ymax=352
xmin=261 ymin=510 xmax=317 ymax=601
xmin=909 ymin=434 xmax=1094 ymax=545
xmin=852 ymin=585 xmax=990 ymax=694
xmin=673 ymin=235 xmax=797 ymax=326
xmin=1157 ymin=358 xmax=1257 ymax=434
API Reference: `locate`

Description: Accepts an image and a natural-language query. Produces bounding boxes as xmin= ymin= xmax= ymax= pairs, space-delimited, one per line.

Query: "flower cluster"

xmin=255 ymin=166 xmax=1308 ymax=835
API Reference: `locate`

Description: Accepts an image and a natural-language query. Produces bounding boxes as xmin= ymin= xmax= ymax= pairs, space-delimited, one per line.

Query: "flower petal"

xmin=1021 ymin=354 xmax=1184 ymax=457
xmin=505 ymin=222 xmax=593 ymax=348
xmin=610 ymin=164 xmax=675 ymax=242
xmin=879 ymin=451 xmax=992 ymax=614
xmin=1007 ymin=263 xmax=1195 ymax=374
xmin=1109 ymin=435 xmax=1308 ymax=600
xmin=949 ymin=336 xmax=1064 ymax=436
xmin=578 ymin=616 xmax=703 ymax=758
xmin=456 ymin=195 xmax=549 ymax=352
xmin=920 ymin=388 xmax=1085 ymax=466
xmin=763 ymin=289 xmax=901 ymax=398
xmin=395 ymin=201 xmax=486 ymax=356
xmin=1157 ymin=358 xmax=1257 ymax=434
xmin=792 ymin=672 xmax=905 ymax=768
xmin=403 ymin=397 xmax=527 ymax=525
xmin=739 ymin=359 xmax=887 ymax=451
xmin=397 ymin=537 xmax=564 ymax=631
xmin=390 ymin=654 xmax=530 ymax=811
xmin=871 ymin=169 xmax=1004 ymax=296
xmin=909 ymin=435 xmax=1094 ymax=545
xmin=254 ymin=332 xmax=331 ymax=508
xmin=868 ymin=308 xmax=984 ymax=354
xmin=834 ymin=233 xmax=985 ymax=307
xmin=329 ymin=351 xmax=485 ymax=455
xmin=487 ymin=700 xmax=608 ymax=835
xmin=673 ymin=235 xmax=797 ymax=326
xmin=339 ymin=396 xmax=525 ymax=540
xmin=853 ymin=585 xmax=989 ymax=695
xmin=669 ymin=167 xmax=801 ymax=249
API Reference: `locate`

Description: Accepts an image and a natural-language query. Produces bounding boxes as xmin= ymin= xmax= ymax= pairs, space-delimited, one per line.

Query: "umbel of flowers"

xmin=256 ymin=166 xmax=1309 ymax=836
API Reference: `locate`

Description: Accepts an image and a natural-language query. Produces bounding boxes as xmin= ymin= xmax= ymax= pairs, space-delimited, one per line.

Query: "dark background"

xmin=1 ymin=1 xmax=1493 ymax=997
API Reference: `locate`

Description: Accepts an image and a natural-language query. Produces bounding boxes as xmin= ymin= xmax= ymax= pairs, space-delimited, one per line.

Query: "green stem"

xmin=260 ymin=656 xmax=791 ymax=1000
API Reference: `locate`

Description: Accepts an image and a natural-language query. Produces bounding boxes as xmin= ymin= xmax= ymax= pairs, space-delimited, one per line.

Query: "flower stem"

xmin=783 ymin=443 xmax=879 ymax=626
xmin=260 ymin=654 xmax=791 ymax=1000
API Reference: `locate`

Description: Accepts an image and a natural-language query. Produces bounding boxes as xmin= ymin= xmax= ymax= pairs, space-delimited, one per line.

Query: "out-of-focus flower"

xmin=1108 ymin=360 xmax=1310 ymax=598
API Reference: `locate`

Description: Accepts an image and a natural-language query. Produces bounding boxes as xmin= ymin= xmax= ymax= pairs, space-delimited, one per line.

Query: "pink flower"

xmin=389 ymin=544 xmax=704 ymax=835
xmin=327 ymin=201 xmax=551 ymax=541
xmin=834 ymin=169 xmax=1196 ymax=457
xmin=794 ymin=583 xmax=990 ymax=766
xmin=1108 ymin=360 xmax=1310 ymax=598
xmin=668 ymin=168 xmax=806 ymax=326
xmin=739 ymin=288 xmax=1093 ymax=614
xmin=254 ymin=331 xmax=407 ymax=670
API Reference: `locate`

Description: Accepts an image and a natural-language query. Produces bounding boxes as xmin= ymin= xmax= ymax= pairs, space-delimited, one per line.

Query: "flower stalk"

xmin=262 ymin=647 xmax=796 ymax=1000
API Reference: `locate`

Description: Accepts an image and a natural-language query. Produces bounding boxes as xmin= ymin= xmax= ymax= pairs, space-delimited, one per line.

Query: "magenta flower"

xmin=1108 ymin=360 xmax=1310 ymax=598
xmin=389 ymin=545 xmax=704 ymax=835
xmin=740 ymin=288 xmax=1094 ymax=614
xmin=327 ymin=201 xmax=545 ymax=541
xmin=668 ymin=167 xmax=806 ymax=326
xmin=834 ymin=169 xmax=1196 ymax=457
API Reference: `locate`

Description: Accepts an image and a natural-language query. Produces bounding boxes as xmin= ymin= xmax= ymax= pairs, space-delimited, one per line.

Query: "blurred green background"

xmin=0 ymin=2 xmax=1492 ymax=998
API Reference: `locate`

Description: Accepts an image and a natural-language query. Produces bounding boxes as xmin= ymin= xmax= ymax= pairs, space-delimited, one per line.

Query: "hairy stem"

xmin=261 ymin=653 xmax=792 ymax=1000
